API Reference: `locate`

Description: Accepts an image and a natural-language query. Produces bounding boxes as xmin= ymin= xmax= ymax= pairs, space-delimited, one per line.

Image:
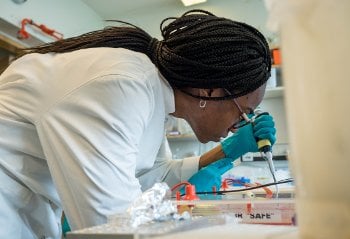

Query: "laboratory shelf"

xmin=264 ymin=86 xmax=284 ymax=99
xmin=166 ymin=134 xmax=197 ymax=142
xmin=272 ymin=64 xmax=282 ymax=68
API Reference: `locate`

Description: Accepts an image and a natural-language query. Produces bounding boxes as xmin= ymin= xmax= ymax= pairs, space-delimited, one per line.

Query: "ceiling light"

xmin=181 ymin=0 xmax=207 ymax=7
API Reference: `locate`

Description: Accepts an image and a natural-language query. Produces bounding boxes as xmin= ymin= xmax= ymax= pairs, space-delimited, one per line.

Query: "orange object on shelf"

xmin=18 ymin=18 xmax=63 ymax=41
xmin=272 ymin=48 xmax=282 ymax=65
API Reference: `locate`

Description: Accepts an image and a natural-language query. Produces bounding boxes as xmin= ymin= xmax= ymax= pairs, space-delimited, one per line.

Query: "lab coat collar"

xmin=158 ymin=72 xmax=175 ymax=115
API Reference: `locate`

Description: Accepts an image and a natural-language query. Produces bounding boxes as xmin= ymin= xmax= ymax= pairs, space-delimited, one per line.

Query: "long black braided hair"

xmin=22 ymin=9 xmax=271 ymax=100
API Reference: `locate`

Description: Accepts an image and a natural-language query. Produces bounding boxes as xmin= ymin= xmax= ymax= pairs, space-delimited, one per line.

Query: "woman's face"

xmin=187 ymin=84 xmax=266 ymax=143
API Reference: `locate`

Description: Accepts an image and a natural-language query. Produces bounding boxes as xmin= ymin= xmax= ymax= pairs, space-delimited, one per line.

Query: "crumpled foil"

xmin=108 ymin=182 xmax=190 ymax=228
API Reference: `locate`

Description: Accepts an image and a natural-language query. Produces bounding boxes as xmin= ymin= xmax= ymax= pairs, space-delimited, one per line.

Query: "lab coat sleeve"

xmin=36 ymin=74 xmax=153 ymax=230
xmin=138 ymin=136 xmax=200 ymax=191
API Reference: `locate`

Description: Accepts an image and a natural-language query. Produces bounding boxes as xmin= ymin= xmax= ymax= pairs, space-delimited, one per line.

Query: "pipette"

xmin=253 ymin=109 xmax=279 ymax=198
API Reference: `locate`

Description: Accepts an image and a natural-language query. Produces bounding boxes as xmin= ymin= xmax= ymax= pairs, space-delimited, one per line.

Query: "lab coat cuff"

xmin=181 ymin=156 xmax=200 ymax=181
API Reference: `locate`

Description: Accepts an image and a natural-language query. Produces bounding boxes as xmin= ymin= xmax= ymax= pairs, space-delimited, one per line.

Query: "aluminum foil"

xmin=126 ymin=182 xmax=180 ymax=227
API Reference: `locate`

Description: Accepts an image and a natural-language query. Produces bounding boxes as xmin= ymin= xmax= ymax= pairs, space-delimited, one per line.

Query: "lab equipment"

xmin=252 ymin=110 xmax=278 ymax=197
xmin=186 ymin=198 xmax=295 ymax=225
xmin=221 ymin=113 xmax=276 ymax=160
xmin=66 ymin=179 xmax=295 ymax=238
xmin=66 ymin=197 xmax=295 ymax=239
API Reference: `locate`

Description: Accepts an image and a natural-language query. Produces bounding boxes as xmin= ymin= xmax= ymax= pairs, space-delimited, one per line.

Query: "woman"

xmin=0 ymin=9 xmax=275 ymax=239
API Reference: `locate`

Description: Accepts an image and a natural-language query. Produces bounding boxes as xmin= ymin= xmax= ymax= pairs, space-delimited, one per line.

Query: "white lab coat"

xmin=0 ymin=48 xmax=199 ymax=238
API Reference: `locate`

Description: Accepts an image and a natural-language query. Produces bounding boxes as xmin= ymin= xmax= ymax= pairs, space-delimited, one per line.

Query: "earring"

xmin=199 ymin=99 xmax=207 ymax=108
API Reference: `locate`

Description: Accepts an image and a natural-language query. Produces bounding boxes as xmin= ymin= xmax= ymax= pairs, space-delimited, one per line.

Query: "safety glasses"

xmin=224 ymin=89 xmax=252 ymax=129
xmin=232 ymin=98 xmax=251 ymax=129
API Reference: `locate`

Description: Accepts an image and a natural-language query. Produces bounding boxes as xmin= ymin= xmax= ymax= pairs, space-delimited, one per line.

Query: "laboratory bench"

xmin=66 ymin=157 xmax=294 ymax=239
xmin=66 ymin=217 xmax=299 ymax=239
xmin=149 ymin=223 xmax=299 ymax=239
xmin=67 ymin=193 xmax=297 ymax=239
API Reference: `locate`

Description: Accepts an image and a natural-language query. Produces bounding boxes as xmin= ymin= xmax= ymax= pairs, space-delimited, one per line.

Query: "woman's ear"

xmin=198 ymin=88 xmax=211 ymax=97
xmin=199 ymin=88 xmax=226 ymax=97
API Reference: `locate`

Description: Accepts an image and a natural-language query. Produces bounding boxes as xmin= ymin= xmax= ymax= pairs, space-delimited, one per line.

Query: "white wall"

xmin=260 ymin=96 xmax=288 ymax=144
xmin=0 ymin=0 xmax=104 ymax=42
xmin=103 ymin=0 xmax=273 ymax=40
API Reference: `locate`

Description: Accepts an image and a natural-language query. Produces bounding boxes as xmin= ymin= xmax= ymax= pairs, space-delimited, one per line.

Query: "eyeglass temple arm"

xmin=233 ymin=98 xmax=251 ymax=123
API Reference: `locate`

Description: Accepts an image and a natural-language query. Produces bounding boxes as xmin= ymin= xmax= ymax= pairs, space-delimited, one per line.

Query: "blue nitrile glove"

xmin=221 ymin=114 xmax=276 ymax=159
xmin=186 ymin=157 xmax=234 ymax=193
